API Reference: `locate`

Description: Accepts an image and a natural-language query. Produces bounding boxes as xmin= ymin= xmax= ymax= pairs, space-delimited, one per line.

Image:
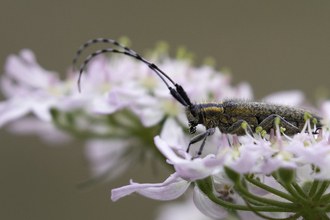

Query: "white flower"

xmin=154 ymin=136 xmax=224 ymax=182
xmin=89 ymin=52 xmax=254 ymax=128
xmin=0 ymin=49 xmax=88 ymax=128
xmin=111 ymin=174 xmax=228 ymax=219
xmin=111 ymin=173 xmax=191 ymax=201
xmin=111 ymin=135 xmax=228 ymax=218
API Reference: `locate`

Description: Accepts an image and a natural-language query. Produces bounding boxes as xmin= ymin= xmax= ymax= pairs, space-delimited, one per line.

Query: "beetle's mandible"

xmin=72 ymin=38 xmax=323 ymax=156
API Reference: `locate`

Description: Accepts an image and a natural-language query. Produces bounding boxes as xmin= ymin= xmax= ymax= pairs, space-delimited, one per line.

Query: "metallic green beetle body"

xmin=185 ymin=101 xmax=322 ymax=155
xmin=187 ymin=101 xmax=322 ymax=135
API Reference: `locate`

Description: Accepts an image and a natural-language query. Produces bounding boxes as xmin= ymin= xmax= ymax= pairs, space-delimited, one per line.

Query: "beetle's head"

xmin=185 ymin=105 xmax=201 ymax=134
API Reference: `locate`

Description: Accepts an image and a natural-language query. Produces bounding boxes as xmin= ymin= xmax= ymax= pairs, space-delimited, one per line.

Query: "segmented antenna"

xmin=72 ymin=38 xmax=140 ymax=72
xmin=73 ymin=38 xmax=192 ymax=107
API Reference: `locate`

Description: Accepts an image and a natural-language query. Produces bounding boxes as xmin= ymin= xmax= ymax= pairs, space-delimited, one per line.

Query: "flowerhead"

xmin=111 ymin=108 xmax=330 ymax=219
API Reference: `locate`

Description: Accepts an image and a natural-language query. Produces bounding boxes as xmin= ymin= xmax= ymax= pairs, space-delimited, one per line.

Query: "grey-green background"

xmin=1 ymin=1 xmax=330 ymax=219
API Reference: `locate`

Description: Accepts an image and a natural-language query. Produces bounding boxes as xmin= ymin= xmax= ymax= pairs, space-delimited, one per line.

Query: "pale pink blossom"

xmin=111 ymin=173 xmax=228 ymax=219
xmin=111 ymin=173 xmax=191 ymax=202
xmin=0 ymin=49 xmax=87 ymax=128
xmin=154 ymin=136 xmax=224 ymax=182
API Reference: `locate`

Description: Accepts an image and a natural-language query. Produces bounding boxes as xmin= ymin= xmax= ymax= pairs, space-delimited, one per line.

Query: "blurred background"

xmin=1 ymin=1 xmax=330 ymax=219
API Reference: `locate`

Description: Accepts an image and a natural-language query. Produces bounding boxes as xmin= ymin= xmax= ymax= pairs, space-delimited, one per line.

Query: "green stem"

xmin=235 ymin=178 xmax=301 ymax=211
xmin=283 ymin=183 xmax=309 ymax=206
xmin=313 ymin=181 xmax=330 ymax=202
xmin=320 ymin=192 xmax=330 ymax=203
xmin=243 ymin=196 xmax=268 ymax=206
xmin=244 ymin=199 xmax=302 ymax=220
xmin=291 ymin=182 xmax=309 ymax=200
xmin=320 ymin=213 xmax=330 ymax=220
xmin=196 ymin=177 xmax=297 ymax=212
xmin=316 ymin=203 xmax=330 ymax=213
xmin=207 ymin=191 xmax=297 ymax=212
xmin=309 ymin=180 xmax=320 ymax=198
xmin=272 ymin=172 xmax=309 ymax=205
xmin=245 ymin=176 xmax=297 ymax=203
xmin=272 ymin=172 xmax=286 ymax=188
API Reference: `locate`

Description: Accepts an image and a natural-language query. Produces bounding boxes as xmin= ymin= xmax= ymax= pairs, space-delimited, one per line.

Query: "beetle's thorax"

xmin=186 ymin=102 xmax=224 ymax=133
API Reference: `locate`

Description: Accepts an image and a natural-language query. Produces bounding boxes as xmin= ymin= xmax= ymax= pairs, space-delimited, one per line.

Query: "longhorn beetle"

xmin=73 ymin=38 xmax=323 ymax=156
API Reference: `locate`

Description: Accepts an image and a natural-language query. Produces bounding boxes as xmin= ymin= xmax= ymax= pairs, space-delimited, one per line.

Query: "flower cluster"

xmin=111 ymin=112 xmax=330 ymax=219
xmin=0 ymin=42 xmax=252 ymax=184
xmin=2 ymin=40 xmax=330 ymax=219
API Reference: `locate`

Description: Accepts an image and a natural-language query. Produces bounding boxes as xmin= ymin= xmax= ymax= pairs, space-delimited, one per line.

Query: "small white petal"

xmin=154 ymin=136 xmax=185 ymax=164
xmin=155 ymin=136 xmax=222 ymax=181
xmin=0 ymin=99 xmax=30 ymax=127
xmin=31 ymin=100 xmax=53 ymax=122
xmin=229 ymin=148 xmax=257 ymax=173
xmin=136 ymin=106 xmax=165 ymax=127
xmin=136 ymin=179 xmax=191 ymax=201
xmin=193 ymin=186 xmax=227 ymax=219
xmin=160 ymin=118 xmax=186 ymax=150
xmin=111 ymin=173 xmax=190 ymax=201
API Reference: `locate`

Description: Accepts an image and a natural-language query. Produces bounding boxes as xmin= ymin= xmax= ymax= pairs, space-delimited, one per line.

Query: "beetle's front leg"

xmin=186 ymin=127 xmax=215 ymax=156
xmin=258 ymin=114 xmax=299 ymax=135
xmin=224 ymin=120 xmax=254 ymax=136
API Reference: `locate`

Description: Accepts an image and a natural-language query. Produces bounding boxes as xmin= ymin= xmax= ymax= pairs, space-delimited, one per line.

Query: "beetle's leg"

xmin=258 ymin=114 xmax=299 ymax=135
xmin=224 ymin=120 xmax=254 ymax=136
xmin=313 ymin=127 xmax=322 ymax=135
xmin=186 ymin=127 xmax=215 ymax=156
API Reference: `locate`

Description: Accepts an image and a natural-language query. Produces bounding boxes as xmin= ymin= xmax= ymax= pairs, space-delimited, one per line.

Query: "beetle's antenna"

xmin=72 ymin=38 xmax=139 ymax=72
xmin=74 ymin=39 xmax=192 ymax=107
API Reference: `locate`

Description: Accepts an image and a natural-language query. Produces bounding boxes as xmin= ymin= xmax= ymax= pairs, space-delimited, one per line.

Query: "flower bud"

xmin=276 ymin=168 xmax=295 ymax=185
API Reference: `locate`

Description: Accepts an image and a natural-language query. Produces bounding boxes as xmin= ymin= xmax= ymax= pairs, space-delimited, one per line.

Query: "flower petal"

xmin=160 ymin=117 xmax=186 ymax=150
xmin=193 ymin=186 xmax=227 ymax=219
xmin=111 ymin=173 xmax=190 ymax=201
xmin=0 ymin=99 xmax=30 ymax=127
xmin=154 ymin=136 xmax=222 ymax=181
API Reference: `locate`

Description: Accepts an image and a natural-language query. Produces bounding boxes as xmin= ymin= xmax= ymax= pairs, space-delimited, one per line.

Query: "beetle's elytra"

xmin=73 ymin=38 xmax=323 ymax=156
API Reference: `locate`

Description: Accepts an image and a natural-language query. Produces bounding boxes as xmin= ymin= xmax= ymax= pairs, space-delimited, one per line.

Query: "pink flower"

xmin=0 ymin=49 xmax=88 ymax=128
xmin=111 ymin=135 xmax=228 ymax=218
xmin=111 ymin=173 xmax=190 ymax=202
xmin=154 ymin=136 xmax=224 ymax=182
xmin=111 ymin=173 xmax=228 ymax=219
